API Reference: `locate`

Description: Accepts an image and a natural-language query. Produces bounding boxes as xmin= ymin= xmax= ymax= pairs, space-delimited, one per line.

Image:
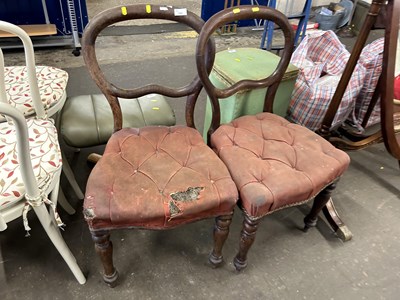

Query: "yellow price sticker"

xmin=233 ymin=8 xmax=240 ymax=14
xmin=121 ymin=6 xmax=127 ymax=15
xmin=252 ymin=7 xmax=260 ymax=12
xmin=146 ymin=4 xmax=151 ymax=13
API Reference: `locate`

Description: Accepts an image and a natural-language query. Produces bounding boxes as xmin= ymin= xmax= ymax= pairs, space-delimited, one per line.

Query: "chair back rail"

xmin=82 ymin=4 xmax=215 ymax=131
xmin=195 ymin=5 xmax=294 ymax=137
xmin=0 ymin=21 xmax=45 ymax=118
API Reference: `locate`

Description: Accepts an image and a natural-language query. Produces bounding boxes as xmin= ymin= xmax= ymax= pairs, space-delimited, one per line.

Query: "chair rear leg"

xmin=91 ymin=230 xmax=118 ymax=287
xmin=233 ymin=215 xmax=260 ymax=271
xmin=57 ymin=187 xmax=76 ymax=215
xmin=33 ymin=204 xmax=86 ymax=284
xmin=61 ymin=152 xmax=84 ymax=199
xmin=209 ymin=211 xmax=234 ymax=267
xmin=304 ymin=183 xmax=337 ymax=231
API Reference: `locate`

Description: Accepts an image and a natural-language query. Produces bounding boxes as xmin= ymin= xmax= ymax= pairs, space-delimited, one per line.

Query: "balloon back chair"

xmin=81 ymin=4 xmax=238 ymax=287
xmin=0 ymin=46 xmax=85 ymax=283
xmin=196 ymin=5 xmax=351 ymax=271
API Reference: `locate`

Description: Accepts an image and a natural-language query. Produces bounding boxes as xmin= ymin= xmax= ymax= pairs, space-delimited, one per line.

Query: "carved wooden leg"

xmin=91 ymin=230 xmax=118 ymax=287
xmin=233 ymin=215 xmax=260 ymax=272
xmin=322 ymin=199 xmax=353 ymax=242
xmin=209 ymin=212 xmax=234 ymax=267
xmin=304 ymin=184 xmax=337 ymax=232
xmin=304 ymin=183 xmax=352 ymax=241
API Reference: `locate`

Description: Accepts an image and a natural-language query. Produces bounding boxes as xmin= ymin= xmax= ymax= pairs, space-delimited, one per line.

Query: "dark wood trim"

xmin=91 ymin=230 xmax=118 ymax=287
xmin=233 ymin=215 xmax=260 ymax=271
xmin=209 ymin=212 xmax=234 ymax=267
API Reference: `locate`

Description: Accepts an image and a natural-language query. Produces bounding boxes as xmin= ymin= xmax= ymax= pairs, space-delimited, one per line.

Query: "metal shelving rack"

xmin=0 ymin=0 xmax=88 ymax=56
xmin=66 ymin=0 xmax=81 ymax=56
xmin=260 ymin=0 xmax=313 ymax=51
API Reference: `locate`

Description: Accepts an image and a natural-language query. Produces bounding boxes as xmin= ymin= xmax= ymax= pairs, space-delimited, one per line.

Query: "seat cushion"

xmin=84 ymin=126 xmax=238 ymax=231
xmin=0 ymin=118 xmax=62 ymax=210
xmin=60 ymin=94 xmax=176 ymax=148
xmin=211 ymin=113 xmax=350 ymax=220
xmin=4 ymin=65 xmax=68 ymax=117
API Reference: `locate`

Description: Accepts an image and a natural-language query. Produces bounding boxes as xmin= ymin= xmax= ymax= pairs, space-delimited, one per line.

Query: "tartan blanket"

xmin=287 ymin=30 xmax=366 ymax=131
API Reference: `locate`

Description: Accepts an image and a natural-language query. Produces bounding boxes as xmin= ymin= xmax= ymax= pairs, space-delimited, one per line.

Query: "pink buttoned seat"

xmin=212 ymin=114 xmax=349 ymax=220
xmin=81 ymin=5 xmax=238 ymax=287
xmin=196 ymin=6 xmax=351 ymax=271
xmin=85 ymin=126 xmax=238 ymax=230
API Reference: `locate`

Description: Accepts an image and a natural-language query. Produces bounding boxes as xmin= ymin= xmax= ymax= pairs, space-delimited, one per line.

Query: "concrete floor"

xmin=1 ymin=1 xmax=400 ymax=299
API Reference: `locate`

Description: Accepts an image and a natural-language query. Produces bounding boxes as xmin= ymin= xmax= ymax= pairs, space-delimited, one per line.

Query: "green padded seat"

xmin=203 ymin=48 xmax=298 ymax=139
xmin=60 ymin=94 xmax=176 ymax=148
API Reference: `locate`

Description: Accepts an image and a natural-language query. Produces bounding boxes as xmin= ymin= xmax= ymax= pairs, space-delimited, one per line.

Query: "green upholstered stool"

xmin=203 ymin=48 xmax=298 ymax=139
xmin=60 ymin=94 xmax=176 ymax=148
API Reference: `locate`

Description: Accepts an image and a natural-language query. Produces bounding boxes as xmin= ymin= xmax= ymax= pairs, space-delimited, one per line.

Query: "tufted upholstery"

xmin=4 ymin=65 xmax=68 ymax=118
xmin=84 ymin=125 xmax=238 ymax=230
xmin=211 ymin=113 xmax=350 ymax=220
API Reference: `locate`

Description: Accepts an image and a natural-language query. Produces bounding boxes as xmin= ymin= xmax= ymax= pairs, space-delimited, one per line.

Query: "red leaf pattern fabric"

xmin=0 ymin=118 xmax=61 ymax=208
xmin=1 ymin=66 xmax=68 ymax=119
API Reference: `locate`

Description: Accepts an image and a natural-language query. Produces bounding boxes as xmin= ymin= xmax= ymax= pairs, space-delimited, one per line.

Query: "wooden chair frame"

xmin=314 ymin=0 xmax=399 ymax=237
xmin=81 ymin=5 xmax=240 ymax=287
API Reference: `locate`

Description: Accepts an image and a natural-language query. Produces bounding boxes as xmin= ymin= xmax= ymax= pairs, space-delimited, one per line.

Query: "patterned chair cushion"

xmin=4 ymin=66 xmax=68 ymax=117
xmin=0 ymin=118 xmax=62 ymax=209
xmin=211 ymin=113 xmax=350 ymax=220
xmin=84 ymin=126 xmax=238 ymax=231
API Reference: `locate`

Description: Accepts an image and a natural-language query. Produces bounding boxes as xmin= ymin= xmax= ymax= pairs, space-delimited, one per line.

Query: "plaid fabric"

xmin=349 ymin=38 xmax=384 ymax=132
xmin=287 ymin=30 xmax=366 ymax=131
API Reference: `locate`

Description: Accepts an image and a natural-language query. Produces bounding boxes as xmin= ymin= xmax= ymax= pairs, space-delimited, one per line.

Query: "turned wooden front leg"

xmin=209 ymin=212 xmax=234 ymax=267
xmin=234 ymin=215 xmax=260 ymax=271
xmin=304 ymin=183 xmax=336 ymax=231
xmin=91 ymin=230 xmax=118 ymax=287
